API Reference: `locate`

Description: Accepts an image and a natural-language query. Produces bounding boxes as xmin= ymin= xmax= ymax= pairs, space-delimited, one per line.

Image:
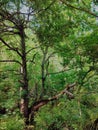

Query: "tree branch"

xmin=26 ymin=46 xmax=40 ymax=55
xmin=47 ymin=68 xmax=71 ymax=75
xmin=60 ymin=0 xmax=98 ymax=17
xmin=0 ymin=37 xmax=22 ymax=57
xmin=26 ymin=53 xmax=37 ymax=63
xmin=29 ymin=83 xmax=76 ymax=113
xmin=45 ymin=52 xmax=56 ymax=63
xmin=0 ymin=11 xmax=18 ymax=28
xmin=0 ymin=60 xmax=21 ymax=65
xmin=0 ymin=28 xmax=19 ymax=35
xmin=37 ymin=0 xmax=56 ymax=14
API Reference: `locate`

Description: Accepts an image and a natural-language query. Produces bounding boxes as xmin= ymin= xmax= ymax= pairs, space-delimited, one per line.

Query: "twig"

xmin=26 ymin=46 xmax=40 ymax=55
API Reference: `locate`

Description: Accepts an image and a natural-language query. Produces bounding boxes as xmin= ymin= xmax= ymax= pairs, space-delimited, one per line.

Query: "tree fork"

xmin=28 ymin=83 xmax=76 ymax=125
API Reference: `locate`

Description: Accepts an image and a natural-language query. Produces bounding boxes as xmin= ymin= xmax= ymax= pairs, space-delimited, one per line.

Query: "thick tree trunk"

xmin=19 ymin=25 xmax=29 ymax=125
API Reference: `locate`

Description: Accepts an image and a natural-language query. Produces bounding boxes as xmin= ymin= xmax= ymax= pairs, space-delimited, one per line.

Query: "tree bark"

xmin=40 ymin=47 xmax=49 ymax=98
xmin=19 ymin=25 xmax=29 ymax=125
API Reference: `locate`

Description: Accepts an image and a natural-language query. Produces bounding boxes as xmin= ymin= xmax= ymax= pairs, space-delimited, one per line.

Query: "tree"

xmin=0 ymin=0 xmax=35 ymax=126
xmin=0 ymin=0 xmax=98 ymax=130
xmin=0 ymin=0 xmax=71 ymax=127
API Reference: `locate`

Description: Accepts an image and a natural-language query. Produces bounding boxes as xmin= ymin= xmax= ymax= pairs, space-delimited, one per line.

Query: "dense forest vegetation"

xmin=0 ymin=0 xmax=98 ymax=130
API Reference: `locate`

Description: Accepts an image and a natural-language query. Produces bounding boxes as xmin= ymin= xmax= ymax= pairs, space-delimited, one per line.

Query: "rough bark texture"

xmin=19 ymin=25 xmax=29 ymax=125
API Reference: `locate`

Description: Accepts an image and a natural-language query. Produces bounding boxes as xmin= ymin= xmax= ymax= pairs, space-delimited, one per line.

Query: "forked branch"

xmin=29 ymin=82 xmax=76 ymax=113
xmin=0 ymin=37 xmax=22 ymax=57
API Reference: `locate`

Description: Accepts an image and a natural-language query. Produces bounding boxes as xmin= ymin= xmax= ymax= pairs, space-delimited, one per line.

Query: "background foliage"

xmin=0 ymin=0 xmax=98 ymax=130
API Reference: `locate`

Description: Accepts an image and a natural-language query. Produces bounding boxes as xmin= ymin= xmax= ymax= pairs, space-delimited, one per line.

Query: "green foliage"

xmin=0 ymin=0 xmax=98 ymax=130
xmin=35 ymin=92 xmax=98 ymax=130
xmin=0 ymin=116 xmax=24 ymax=130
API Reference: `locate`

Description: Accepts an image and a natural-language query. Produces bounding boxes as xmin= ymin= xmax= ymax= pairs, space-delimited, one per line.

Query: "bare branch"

xmin=0 ymin=60 xmax=21 ymax=65
xmin=0 ymin=11 xmax=18 ymax=28
xmin=26 ymin=46 xmax=40 ymax=55
xmin=27 ymin=53 xmax=37 ymax=63
xmin=0 ymin=37 xmax=22 ymax=57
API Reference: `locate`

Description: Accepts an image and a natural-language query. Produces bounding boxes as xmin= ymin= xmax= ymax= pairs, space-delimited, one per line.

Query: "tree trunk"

xmin=19 ymin=25 xmax=29 ymax=125
xmin=40 ymin=47 xmax=48 ymax=98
